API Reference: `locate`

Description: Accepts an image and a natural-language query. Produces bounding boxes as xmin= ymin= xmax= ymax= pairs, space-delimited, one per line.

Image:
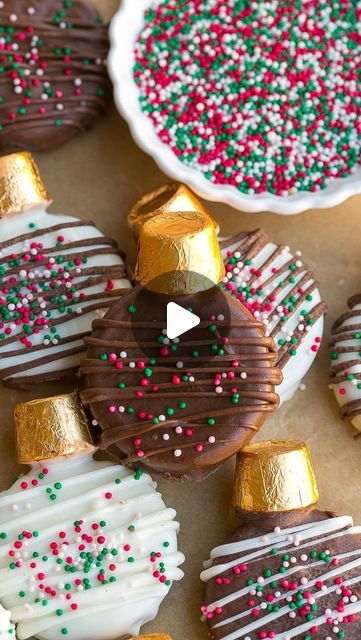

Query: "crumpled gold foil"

xmin=135 ymin=211 xmax=225 ymax=295
xmin=130 ymin=635 xmax=173 ymax=640
xmin=128 ymin=182 xmax=220 ymax=239
xmin=233 ymin=440 xmax=319 ymax=513
xmin=0 ymin=151 xmax=50 ymax=217
xmin=15 ymin=393 xmax=95 ymax=464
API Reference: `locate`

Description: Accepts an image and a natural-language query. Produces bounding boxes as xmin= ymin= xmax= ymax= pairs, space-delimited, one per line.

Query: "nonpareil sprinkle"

xmin=134 ymin=0 xmax=361 ymax=196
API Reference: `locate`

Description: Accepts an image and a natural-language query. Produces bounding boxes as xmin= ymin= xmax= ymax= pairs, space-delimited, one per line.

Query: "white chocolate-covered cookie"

xmin=220 ymin=230 xmax=326 ymax=403
xmin=0 ymin=453 xmax=184 ymax=640
xmin=0 ymin=205 xmax=131 ymax=387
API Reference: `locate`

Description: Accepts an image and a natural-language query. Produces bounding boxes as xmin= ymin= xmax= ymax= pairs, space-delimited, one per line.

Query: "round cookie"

xmin=201 ymin=441 xmax=361 ymax=640
xmin=0 ymin=394 xmax=184 ymax=640
xmin=220 ymin=230 xmax=326 ymax=403
xmin=0 ymin=0 xmax=111 ymax=152
xmin=81 ymin=212 xmax=282 ymax=481
xmin=329 ymin=294 xmax=361 ymax=433
xmin=0 ymin=604 xmax=16 ymax=638
xmin=0 ymin=152 xmax=131 ymax=387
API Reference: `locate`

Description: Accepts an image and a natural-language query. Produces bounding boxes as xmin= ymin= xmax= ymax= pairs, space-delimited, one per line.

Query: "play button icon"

xmin=129 ymin=269 xmax=231 ymax=364
xmin=166 ymin=302 xmax=200 ymax=340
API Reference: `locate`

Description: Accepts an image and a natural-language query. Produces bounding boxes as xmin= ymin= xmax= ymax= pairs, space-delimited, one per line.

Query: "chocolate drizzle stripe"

xmin=0 ymin=344 xmax=85 ymax=379
xmin=4 ymin=366 xmax=79 ymax=389
xmin=123 ymin=436 xmax=254 ymax=462
xmin=219 ymin=231 xmax=250 ymax=250
xmin=330 ymin=327 xmax=361 ymax=343
xmin=340 ymin=399 xmax=361 ymax=419
xmin=332 ymin=313 xmax=361 ymax=334
xmin=0 ymin=329 xmax=89 ymax=358
xmin=81 ymin=353 xmax=280 ymax=369
xmin=80 ymin=377 xmax=276 ymax=400
xmin=330 ymin=360 xmax=361 ymax=380
xmin=82 ymin=389 xmax=280 ymax=403
xmin=0 ymin=272 xmax=128 ymax=294
xmin=1 ymin=247 xmax=123 ymax=273
xmin=84 ymin=336 xmax=278 ymax=349
xmin=96 ymin=403 xmax=277 ymax=448
xmin=0 ymin=293 xmax=130 ymax=348
xmin=0 ymin=13 xmax=110 ymax=29
xmin=90 ymin=318 xmax=268 ymax=331
xmin=0 ymin=221 xmax=96 ymax=251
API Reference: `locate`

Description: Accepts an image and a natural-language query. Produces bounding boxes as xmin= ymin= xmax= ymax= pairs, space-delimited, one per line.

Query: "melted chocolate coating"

xmin=80 ymin=286 xmax=282 ymax=481
xmin=203 ymin=510 xmax=361 ymax=640
xmin=0 ymin=0 xmax=111 ymax=152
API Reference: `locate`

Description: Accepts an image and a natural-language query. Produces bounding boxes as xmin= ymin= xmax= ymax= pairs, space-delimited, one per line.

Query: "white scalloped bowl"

xmin=109 ymin=0 xmax=361 ymax=215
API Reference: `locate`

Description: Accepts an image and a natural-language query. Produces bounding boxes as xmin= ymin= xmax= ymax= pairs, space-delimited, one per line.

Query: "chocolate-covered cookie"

xmin=201 ymin=441 xmax=361 ymax=640
xmin=0 ymin=0 xmax=111 ymax=152
xmin=81 ymin=212 xmax=282 ymax=481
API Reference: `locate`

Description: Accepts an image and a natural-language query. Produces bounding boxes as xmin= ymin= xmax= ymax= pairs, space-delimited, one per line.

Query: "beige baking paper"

xmin=0 ymin=1 xmax=360 ymax=638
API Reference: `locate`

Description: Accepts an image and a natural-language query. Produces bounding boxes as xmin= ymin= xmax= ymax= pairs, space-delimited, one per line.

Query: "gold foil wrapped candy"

xmin=233 ymin=440 xmax=319 ymax=514
xmin=0 ymin=151 xmax=50 ymax=217
xmin=129 ymin=182 xmax=220 ymax=239
xmin=135 ymin=210 xmax=225 ymax=295
xmin=15 ymin=393 xmax=95 ymax=464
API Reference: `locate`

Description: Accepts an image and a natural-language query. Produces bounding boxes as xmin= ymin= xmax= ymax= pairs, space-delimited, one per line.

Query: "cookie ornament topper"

xmin=201 ymin=440 xmax=361 ymax=640
xmin=130 ymin=183 xmax=326 ymax=404
xmin=0 ymin=0 xmax=111 ymax=152
xmin=0 ymin=393 xmax=184 ymax=640
xmin=0 ymin=151 xmax=131 ymax=388
xmin=81 ymin=205 xmax=281 ymax=481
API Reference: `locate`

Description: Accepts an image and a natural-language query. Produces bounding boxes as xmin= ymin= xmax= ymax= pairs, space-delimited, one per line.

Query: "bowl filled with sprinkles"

xmin=109 ymin=0 xmax=361 ymax=214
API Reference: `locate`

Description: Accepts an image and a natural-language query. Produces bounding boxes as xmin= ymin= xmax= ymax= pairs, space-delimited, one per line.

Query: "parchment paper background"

xmin=0 ymin=1 xmax=360 ymax=638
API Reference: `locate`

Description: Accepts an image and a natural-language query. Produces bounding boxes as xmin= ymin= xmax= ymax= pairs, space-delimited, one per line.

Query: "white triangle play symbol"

xmin=166 ymin=302 xmax=200 ymax=340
